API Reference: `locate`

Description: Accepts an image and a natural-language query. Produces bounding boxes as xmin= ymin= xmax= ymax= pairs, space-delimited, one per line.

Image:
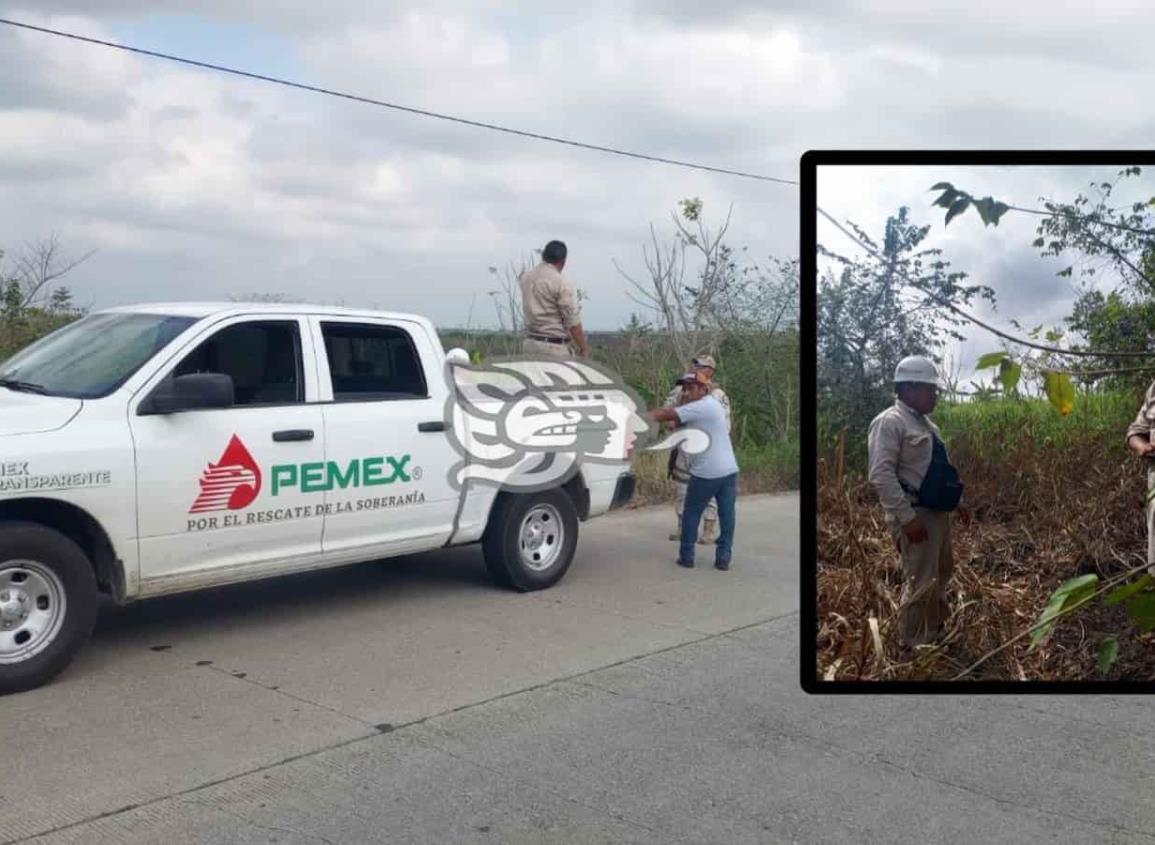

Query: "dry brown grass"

xmin=629 ymin=449 xmax=794 ymax=508
xmin=817 ymin=430 xmax=1155 ymax=682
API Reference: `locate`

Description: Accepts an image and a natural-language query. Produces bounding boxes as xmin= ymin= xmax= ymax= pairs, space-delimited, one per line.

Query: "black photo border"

xmin=800 ymin=149 xmax=1155 ymax=694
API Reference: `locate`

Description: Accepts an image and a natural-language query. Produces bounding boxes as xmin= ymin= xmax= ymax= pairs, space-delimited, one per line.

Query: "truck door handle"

xmin=418 ymin=421 xmax=446 ymax=433
xmin=273 ymin=429 xmax=314 ymax=442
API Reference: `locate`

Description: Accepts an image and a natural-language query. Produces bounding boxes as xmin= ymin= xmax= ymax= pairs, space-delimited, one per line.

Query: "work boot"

xmin=698 ymin=518 xmax=719 ymax=545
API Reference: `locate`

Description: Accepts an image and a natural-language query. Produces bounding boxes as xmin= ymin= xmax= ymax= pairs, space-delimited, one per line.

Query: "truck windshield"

xmin=0 ymin=312 xmax=197 ymax=399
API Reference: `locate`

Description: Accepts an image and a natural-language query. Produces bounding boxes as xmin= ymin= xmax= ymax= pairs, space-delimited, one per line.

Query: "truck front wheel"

xmin=0 ymin=522 xmax=98 ymax=695
xmin=482 ymin=489 xmax=579 ymax=591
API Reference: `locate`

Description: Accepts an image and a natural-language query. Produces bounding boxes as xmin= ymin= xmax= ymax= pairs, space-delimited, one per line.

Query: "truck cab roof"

xmin=98 ymin=302 xmax=430 ymax=325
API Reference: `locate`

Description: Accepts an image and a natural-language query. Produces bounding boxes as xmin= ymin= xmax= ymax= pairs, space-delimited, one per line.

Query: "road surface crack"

xmin=572 ymin=679 xmax=696 ymax=712
xmin=204 ymin=664 xmax=377 ymax=730
xmin=4 ymin=614 xmax=792 ymax=845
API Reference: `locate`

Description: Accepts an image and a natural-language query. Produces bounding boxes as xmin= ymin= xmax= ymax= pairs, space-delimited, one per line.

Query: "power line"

xmin=816 ymin=204 xmax=1155 ymax=359
xmin=1006 ymin=204 xmax=1155 ymax=237
xmin=0 ymin=17 xmax=799 ymax=187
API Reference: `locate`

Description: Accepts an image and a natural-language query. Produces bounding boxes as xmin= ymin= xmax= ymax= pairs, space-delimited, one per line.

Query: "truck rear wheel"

xmin=482 ymin=489 xmax=579 ymax=591
xmin=0 ymin=522 xmax=98 ymax=695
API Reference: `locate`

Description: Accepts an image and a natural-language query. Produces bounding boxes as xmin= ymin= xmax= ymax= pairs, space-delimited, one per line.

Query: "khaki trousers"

xmin=522 ymin=337 xmax=573 ymax=358
xmin=1147 ymin=465 xmax=1155 ymax=576
xmin=888 ymin=508 xmax=954 ymax=647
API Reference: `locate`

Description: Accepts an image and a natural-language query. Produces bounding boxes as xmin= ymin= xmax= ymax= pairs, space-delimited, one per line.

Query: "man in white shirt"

xmin=650 ymin=372 xmax=739 ymax=570
xmin=664 ymin=354 xmax=731 ymax=545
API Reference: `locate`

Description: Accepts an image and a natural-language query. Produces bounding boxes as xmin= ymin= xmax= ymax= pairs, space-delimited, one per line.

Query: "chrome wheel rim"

xmin=0 ymin=560 xmax=67 ymax=665
xmin=519 ymin=504 xmax=564 ymax=572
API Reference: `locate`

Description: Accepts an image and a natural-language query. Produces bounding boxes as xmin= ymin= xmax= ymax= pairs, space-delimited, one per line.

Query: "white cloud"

xmin=0 ymin=5 xmax=808 ymax=326
xmin=817 ymin=163 xmax=1153 ymax=385
xmin=1 ymin=2 xmax=1152 ymax=332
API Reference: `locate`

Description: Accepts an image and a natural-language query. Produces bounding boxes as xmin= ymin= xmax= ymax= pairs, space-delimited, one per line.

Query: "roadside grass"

xmin=439 ymin=328 xmax=801 ymax=508
xmin=631 ymin=439 xmax=799 ymax=507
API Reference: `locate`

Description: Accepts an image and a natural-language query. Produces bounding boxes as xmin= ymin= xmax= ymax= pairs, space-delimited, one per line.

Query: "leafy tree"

xmin=930 ymin=170 xmax=1155 ymax=408
xmin=1065 ymin=284 xmax=1155 ymax=391
xmin=0 ymin=238 xmax=89 ymax=361
xmin=817 ymin=207 xmax=994 ymax=442
xmin=930 ymin=169 xmax=1155 ymax=294
xmin=1029 ymin=168 xmax=1155 ymax=294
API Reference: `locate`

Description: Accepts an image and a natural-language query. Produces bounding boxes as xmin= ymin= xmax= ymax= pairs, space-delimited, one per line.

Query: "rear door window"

xmin=321 ymin=323 xmax=429 ymax=402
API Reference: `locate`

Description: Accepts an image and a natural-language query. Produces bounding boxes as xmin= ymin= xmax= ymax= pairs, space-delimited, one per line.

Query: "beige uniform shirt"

xmin=519 ymin=262 xmax=582 ymax=339
xmin=867 ymin=400 xmax=942 ymax=527
xmin=1126 ymin=381 xmax=1155 ymax=446
xmin=1128 ymin=382 xmax=1155 ymax=571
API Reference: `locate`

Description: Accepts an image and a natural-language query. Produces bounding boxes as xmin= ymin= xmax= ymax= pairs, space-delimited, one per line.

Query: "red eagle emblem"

xmin=189 ymin=435 xmax=262 ymax=513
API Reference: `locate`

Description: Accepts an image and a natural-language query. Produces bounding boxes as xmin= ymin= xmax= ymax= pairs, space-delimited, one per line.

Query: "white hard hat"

xmin=893 ymin=355 xmax=941 ymax=386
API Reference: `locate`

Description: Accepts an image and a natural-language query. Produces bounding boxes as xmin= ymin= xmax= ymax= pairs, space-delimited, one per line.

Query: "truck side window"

xmin=173 ymin=321 xmax=303 ymax=406
xmin=322 ymin=323 xmax=429 ymax=401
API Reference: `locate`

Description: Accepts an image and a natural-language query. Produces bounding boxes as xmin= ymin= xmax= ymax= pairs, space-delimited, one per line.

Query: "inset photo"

xmin=804 ymin=152 xmax=1155 ymax=689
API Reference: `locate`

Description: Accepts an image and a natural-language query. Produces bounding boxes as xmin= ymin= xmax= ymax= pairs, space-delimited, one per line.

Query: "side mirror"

xmin=141 ymin=373 xmax=235 ymax=415
xmin=445 ymin=347 xmax=470 ymax=365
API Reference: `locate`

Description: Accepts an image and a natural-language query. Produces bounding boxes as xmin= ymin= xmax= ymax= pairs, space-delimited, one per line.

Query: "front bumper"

xmin=609 ymin=472 xmax=637 ymax=511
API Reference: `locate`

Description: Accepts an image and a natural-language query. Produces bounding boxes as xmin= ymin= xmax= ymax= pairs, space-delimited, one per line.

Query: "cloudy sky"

xmin=817 ymin=163 xmax=1154 ymax=385
xmin=1 ymin=3 xmax=1153 ymax=331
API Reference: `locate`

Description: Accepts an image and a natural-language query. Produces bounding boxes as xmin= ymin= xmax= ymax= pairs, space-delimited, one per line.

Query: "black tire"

xmin=0 ymin=522 xmax=98 ymax=695
xmin=482 ymin=489 xmax=579 ymax=592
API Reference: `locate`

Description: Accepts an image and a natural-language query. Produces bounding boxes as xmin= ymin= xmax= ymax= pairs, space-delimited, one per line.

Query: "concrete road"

xmin=3 ymin=492 xmax=1154 ymax=844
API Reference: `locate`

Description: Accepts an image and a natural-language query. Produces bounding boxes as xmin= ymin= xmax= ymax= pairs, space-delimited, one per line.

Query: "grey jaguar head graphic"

xmin=443 ymin=356 xmax=707 ymax=492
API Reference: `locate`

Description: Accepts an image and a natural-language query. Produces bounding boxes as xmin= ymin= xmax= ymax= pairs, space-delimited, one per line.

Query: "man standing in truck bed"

xmin=520 ymin=240 xmax=591 ymax=359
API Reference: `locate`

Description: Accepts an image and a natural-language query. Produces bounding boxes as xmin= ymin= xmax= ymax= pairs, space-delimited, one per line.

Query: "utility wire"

xmin=1006 ymin=203 xmax=1155 ymax=237
xmin=817 ymin=205 xmax=1155 ymax=359
xmin=0 ymin=17 xmax=798 ymax=186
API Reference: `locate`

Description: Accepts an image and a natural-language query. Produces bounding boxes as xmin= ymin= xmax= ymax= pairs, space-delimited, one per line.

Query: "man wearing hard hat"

xmin=867 ymin=355 xmax=964 ymax=648
xmin=1125 ymin=382 xmax=1155 ymax=575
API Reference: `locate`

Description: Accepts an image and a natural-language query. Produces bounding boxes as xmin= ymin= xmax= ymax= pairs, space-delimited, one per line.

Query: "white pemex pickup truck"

xmin=0 ymin=303 xmax=639 ymax=693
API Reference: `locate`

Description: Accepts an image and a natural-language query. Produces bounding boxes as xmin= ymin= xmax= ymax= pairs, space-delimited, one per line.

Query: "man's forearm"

xmin=569 ymin=323 xmax=590 ymax=356
xmin=650 ymin=407 xmax=679 ymax=423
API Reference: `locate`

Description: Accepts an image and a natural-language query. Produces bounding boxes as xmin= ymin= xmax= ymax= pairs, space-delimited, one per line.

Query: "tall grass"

xmin=817 ymin=388 xmax=1155 ymax=682
xmin=819 ymin=389 xmax=1143 ymax=474
xmin=934 ymin=391 xmax=1139 ymax=462
xmin=440 ymin=327 xmax=801 ymax=502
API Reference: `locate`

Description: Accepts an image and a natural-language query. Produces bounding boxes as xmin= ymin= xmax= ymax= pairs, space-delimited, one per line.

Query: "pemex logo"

xmin=190 ymin=435 xmax=262 ymax=514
